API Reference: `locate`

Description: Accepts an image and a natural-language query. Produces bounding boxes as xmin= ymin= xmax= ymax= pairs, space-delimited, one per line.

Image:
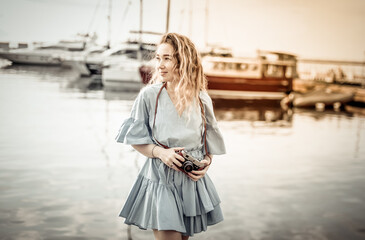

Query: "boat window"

xmin=285 ymin=66 xmax=293 ymax=78
xmin=89 ymin=49 xmax=105 ymax=54
xmin=212 ymin=62 xmax=219 ymax=70
xmin=125 ymin=51 xmax=138 ymax=59
xmin=265 ymin=64 xmax=284 ymax=77
xmin=227 ymin=62 xmax=234 ymax=70
xmin=111 ymin=50 xmax=124 ymax=56
xmin=142 ymin=50 xmax=154 ymax=60
xmin=217 ymin=62 xmax=226 ymax=70
xmin=111 ymin=49 xmax=138 ymax=59
xmin=238 ymin=63 xmax=248 ymax=71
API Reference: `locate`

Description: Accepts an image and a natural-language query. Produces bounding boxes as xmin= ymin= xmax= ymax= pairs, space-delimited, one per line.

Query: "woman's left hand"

xmin=187 ymin=159 xmax=210 ymax=182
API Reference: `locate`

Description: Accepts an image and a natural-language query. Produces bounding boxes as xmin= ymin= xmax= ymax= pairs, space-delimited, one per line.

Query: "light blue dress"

xmin=115 ymin=83 xmax=226 ymax=236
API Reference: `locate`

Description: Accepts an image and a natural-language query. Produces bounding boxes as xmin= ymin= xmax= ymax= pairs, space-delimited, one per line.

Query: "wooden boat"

xmin=202 ymin=50 xmax=297 ymax=99
xmin=139 ymin=50 xmax=297 ymax=99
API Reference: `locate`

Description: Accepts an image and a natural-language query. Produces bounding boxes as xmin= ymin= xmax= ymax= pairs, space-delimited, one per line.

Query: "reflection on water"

xmin=103 ymin=90 xmax=139 ymax=102
xmin=213 ymin=99 xmax=293 ymax=126
xmin=0 ymin=65 xmax=365 ymax=240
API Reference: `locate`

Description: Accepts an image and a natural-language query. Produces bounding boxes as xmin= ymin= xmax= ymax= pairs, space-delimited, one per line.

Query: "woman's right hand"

xmin=154 ymin=146 xmax=185 ymax=171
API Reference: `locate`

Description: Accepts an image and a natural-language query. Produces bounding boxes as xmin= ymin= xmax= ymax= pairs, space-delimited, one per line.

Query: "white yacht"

xmin=101 ymin=42 xmax=156 ymax=91
xmin=102 ymin=58 xmax=146 ymax=91
xmin=0 ymin=45 xmax=65 ymax=66
xmin=63 ymin=41 xmax=155 ymax=77
xmin=0 ymin=34 xmax=95 ymax=66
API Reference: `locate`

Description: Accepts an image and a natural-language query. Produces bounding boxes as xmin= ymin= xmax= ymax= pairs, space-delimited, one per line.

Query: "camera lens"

xmin=183 ymin=161 xmax=193 ymax=172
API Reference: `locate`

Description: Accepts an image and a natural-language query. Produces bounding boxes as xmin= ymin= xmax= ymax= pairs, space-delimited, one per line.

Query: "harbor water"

xmin=0 ymin=65 xmax=364 ymax=240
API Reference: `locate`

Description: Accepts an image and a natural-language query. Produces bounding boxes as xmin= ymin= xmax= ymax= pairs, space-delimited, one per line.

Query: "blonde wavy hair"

xmin=149 ymin=33 xmax=207 ymax=116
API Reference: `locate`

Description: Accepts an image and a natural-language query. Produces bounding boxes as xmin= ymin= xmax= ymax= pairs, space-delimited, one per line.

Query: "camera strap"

xmin=152 ymin=82 xmax=208 ymax=156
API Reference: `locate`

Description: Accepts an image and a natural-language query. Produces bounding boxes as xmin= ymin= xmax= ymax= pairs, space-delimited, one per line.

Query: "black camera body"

xmin=176 ymin=150 xmax=205 ymax=173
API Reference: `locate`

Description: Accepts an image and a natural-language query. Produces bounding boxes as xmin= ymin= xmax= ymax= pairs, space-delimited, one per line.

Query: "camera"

xmin=176 ymin=150 xmax=205 ymax=173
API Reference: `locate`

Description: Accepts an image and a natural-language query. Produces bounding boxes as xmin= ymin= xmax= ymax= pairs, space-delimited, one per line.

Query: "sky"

xmin=0 ymin=0 xmax=364 ymax=61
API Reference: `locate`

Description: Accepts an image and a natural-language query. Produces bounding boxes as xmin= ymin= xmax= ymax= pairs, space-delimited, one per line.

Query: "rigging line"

xmin=116 ymin=0 xmax=132 ymax=40
xmin=87 ymin=0 xmax=102 ymax=34
xmin=188 ymin=0 xmax=192 ymax=38
xmin=178 ymin=1 xmax=187 ymax=33
xmin=178 ymin=9 xmax=185 ymax=33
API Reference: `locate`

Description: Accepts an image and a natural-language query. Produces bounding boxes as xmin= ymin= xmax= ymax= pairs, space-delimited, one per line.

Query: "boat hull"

xmin=102 ymin=67 xmax=143 ymax=91
xmin=206 ymin=74 xmax=293 ymax=99
xmin=206 ymin=74 xmax=292 ymax=92
xmin=207 ymin=89 xmax=286 ymax=100
xmin=292 ymin=90 xmax=355 ymax=108
xmin=0 ymin=52 xmax=61 ymax=66
xmin=62 ymin=59 xmax=90 ymax=76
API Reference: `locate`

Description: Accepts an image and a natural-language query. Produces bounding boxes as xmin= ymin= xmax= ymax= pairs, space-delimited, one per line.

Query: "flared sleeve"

xmin=115 ymin=88 xmax=154 ymax=145
xmin=200 ymin=91 xmax=226 ymax=155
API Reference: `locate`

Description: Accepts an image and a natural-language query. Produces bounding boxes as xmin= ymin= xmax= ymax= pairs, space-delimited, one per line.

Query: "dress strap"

xmin=152 ymin=82 xmax=169 ymax=149
xmin=198 ymin=98 xmax=208 ymax=155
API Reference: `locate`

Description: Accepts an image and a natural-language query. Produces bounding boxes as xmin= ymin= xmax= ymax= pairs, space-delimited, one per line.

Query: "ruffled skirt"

xmin=119 ymin=152 xmax=223 ymax=236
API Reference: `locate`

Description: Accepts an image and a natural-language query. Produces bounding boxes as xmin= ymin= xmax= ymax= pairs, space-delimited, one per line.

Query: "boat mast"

xmin=188 ymin=0 xmax=192 ymax=38
xmin=107 ymin=0 xmax=112 ymax=49
xmin=362 ymin=51 xmax=365 ymax=88
xmin=138 ymin=0 xmax=143 ymax=61
xmin=86 ymin=0 xmax=101 ymax=39
xmin=165 ymin=0 xmax=171 ymax=33
xmin=204 ymin=0 xmax=209 ymax=47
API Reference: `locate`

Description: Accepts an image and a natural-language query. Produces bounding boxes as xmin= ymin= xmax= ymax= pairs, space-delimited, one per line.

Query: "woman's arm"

xmin=205 ymin=153 xmax=212 ymax=165
xmin=132 ymin=144 xmax=185 ymax=171
xmin=131 ymin=144 xmax=157 ymax=158
xmin=132 ymin=144 xmax=213 ymax=181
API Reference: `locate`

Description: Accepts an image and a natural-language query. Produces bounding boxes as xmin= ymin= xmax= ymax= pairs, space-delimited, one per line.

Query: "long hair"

xmin=149 ymin=33 xmax=207 ymax=116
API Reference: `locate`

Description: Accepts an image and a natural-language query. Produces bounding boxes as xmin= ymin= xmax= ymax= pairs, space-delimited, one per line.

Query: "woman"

xmin=116 ymin=33 xmax=226 ymax=240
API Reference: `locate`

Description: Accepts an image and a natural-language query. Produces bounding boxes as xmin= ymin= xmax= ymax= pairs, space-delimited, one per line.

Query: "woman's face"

xmin=155 ymin=43 xmax=178 ymax=83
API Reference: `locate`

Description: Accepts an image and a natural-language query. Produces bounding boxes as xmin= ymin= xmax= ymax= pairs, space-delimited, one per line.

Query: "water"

xmin=0 ymin=66 xmax=364 ymax=240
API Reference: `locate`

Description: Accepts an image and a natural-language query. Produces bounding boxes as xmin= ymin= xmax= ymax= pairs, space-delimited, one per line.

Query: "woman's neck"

xmin=166 ymin=81 xmax=177 ymax=93
xmin=165 ymin=81 xmax=179 ymax=103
